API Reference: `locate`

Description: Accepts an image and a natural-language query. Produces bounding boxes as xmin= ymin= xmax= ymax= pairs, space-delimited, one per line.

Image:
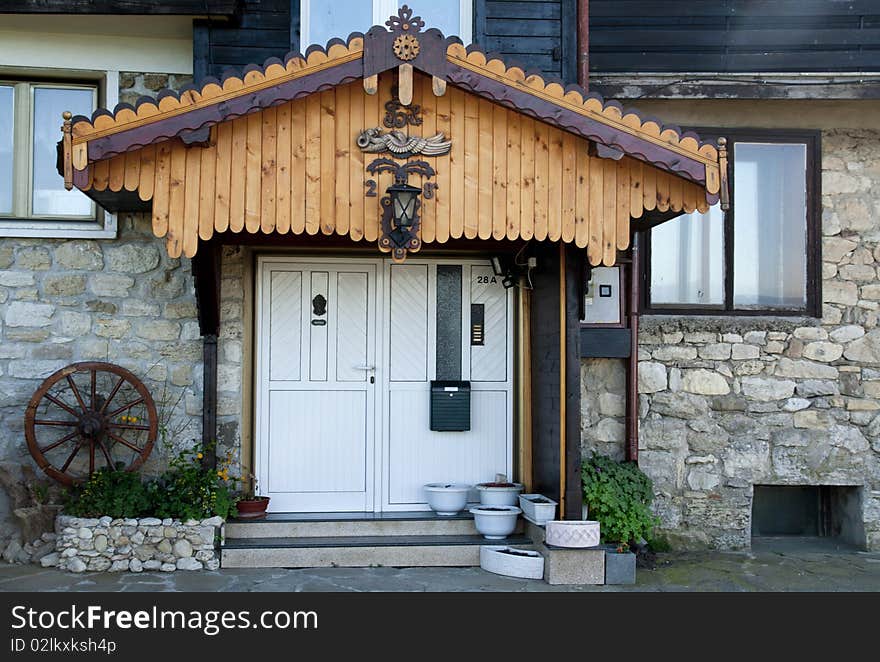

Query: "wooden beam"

xmin=0 ymin=1 xmax=239 ymax=14
xmin=192 ymin=239 xmax=222 ymax=470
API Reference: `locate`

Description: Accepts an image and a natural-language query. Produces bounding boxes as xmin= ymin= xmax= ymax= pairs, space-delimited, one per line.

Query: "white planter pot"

xmin=476 ymin=483 xmax=523 ymax=506
xmin=545 ymin=520 xmax=601 ymax=548
xmin=480 ymin=545 xmax=544 ymax=580
xmin=470 ymin=505 xmax=522 ymax=540
xmin=518 ymin=494 xmax=558 ymax=525
xmin=423 ymin=483 xmax=471 ymax=516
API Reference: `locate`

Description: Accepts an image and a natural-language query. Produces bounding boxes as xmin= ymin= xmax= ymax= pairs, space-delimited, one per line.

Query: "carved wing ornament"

xmin=356 ymin=128 xmax=452 ymax=158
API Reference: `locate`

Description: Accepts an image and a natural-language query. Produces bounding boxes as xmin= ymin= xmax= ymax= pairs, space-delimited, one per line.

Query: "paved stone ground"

xmin=1 ymin=543 xmax=878 ymax=592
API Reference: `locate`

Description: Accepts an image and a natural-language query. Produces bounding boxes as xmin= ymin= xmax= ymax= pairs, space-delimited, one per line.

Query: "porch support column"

xmin=625 ymin=234 xmax=641 ymax=462
xmin=191 ymin=239 xmax=222 ymax=469
xmin=529 ymin=243 xmax=584 ymax=520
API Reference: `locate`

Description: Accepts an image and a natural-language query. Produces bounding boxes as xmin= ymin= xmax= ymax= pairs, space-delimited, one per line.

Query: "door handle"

xmin=354 ymin=365 xmax=375 ymax=371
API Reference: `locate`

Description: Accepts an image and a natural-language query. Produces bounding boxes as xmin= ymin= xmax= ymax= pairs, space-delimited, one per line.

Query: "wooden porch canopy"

xmin=60 ymin=5 xmax=725 ymax=266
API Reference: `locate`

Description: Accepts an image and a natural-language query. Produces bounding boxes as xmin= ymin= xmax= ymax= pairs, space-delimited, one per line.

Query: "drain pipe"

xmin=578 ymin=0 xmax=589 ymax=88
xmin=625 ymin=235 xmax=641 ymax=462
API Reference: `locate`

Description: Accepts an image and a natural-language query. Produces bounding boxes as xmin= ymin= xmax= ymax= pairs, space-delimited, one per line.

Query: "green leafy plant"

xmin=146 ymin=441 xmax=238 ymax=521
xmin=581 ymin=453 xmax=660 ymax=551
xmin=65 ymin=465 xmax=152 ymax=518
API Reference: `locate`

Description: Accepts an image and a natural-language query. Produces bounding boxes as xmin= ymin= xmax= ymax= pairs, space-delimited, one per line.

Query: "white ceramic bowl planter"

xmin=476 ymin=482 xmax=524 ymax=506
xmin=470 ymin=505 xmax=522 ymax=539
xmin=423 ymin=483 xmax=471 ymax=516
xmin=480 ymin=546 xmax=544 ymax=580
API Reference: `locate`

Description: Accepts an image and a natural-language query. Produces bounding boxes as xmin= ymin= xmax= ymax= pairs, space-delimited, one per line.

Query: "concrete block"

xmin=540 ymin=544 xmax=605 ymax=585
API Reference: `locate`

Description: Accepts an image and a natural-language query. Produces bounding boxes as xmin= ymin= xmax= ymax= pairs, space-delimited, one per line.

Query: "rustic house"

xmin=0 ymin=1 xmax=877 ymax=567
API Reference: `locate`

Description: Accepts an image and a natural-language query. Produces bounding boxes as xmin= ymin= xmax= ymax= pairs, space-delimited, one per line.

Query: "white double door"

xmin=256 ymin=256 xmax=513 ymax=512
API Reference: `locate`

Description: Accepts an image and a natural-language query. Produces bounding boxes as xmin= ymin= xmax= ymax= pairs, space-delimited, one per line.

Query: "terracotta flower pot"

xmin=236 ymin=496 xmax=270 ymax=519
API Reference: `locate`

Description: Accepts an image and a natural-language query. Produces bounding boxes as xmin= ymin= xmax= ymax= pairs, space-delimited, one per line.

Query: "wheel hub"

xmin=78 ymin=411 xmax=105 ymax=437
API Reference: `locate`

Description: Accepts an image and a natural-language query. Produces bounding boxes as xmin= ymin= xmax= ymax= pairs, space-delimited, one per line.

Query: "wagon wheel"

xmin=25 ymin=362 xmax=158 ymax=486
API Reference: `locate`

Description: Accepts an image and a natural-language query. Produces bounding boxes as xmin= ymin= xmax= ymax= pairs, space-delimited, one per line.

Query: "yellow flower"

xmin=197 ymin=452 xmax=203 ymax=459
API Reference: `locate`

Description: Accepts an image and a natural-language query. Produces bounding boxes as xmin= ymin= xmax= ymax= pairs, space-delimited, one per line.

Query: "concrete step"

xmin=224 ymin=511 xmax=524 ymax=539
xmin=221 ymin=534 xmax=535 ymax=568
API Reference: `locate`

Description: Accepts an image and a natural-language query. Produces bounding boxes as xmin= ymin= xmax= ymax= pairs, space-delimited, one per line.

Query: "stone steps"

xmin=223 ymin=511 xmax=508 ymax=539
xmin=221 ymin=533 xmax=535 ymax=569
xmin=221 ymin=512 xmax=530 ymax=568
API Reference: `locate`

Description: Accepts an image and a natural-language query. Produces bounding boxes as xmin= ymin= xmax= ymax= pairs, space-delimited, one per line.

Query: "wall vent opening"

xmin=752 ymin=485 xmax=865 ymax=549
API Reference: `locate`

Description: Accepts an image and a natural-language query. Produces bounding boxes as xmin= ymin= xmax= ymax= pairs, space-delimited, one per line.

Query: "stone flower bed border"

xmin=42 ymin=515 xmax=223 ymax=573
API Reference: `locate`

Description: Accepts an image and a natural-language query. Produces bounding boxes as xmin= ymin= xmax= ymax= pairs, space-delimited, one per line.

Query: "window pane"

xmin=307 ymin=0 xmax=373 ymax=47
xmin=0 ymin=85 xmax=12 ymax=214
xmin=733 ymin=143 xmax=807 ymax=309
xmin=400 ymin=0 xmax=460 ymax=36
xmin=32 ymin=86 xmax=94 ymax=217
xmin=650 ymin=208 xmax=724 ymax=306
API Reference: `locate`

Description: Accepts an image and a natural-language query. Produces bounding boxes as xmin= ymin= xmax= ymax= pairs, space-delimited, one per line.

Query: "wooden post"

xmin=517 ymin=276 xmax=533 ymax=491
xmin=559 ymin=243 xmax=567 ymax=518
xmin=578 ymin=0 xmax=590 ymax=88
xmin=192 ymin=240 xmax=222 ymax=469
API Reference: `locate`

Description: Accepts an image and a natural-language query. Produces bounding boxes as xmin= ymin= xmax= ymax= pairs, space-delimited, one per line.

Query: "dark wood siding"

xmin=195 ymin=0 xmax=295 ymax=82
xmin=475 ymin=0 xmax=577 ymax=83
xmin=590 ymin=0 xmax=880 ymax=73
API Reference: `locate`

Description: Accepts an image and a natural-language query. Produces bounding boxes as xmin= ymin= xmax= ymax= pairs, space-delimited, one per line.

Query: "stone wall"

xmin=118 ymin=72 xmax=193 ymax=107
xmin=0 ymin=215 xmax=202 ymax=547
xmin=580 ymin=129 xmax=880 ymax=551
xmin=48 ymin=515 xmax=221 ymax=572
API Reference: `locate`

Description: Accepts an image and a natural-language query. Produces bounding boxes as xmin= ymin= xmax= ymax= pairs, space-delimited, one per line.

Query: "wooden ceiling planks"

xmin=82 ymin=72 xmax=710 ymax=265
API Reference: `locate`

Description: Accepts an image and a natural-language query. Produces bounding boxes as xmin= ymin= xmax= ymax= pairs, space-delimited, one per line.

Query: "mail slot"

xmin=430 ymin=380 xmax=471 ymax=431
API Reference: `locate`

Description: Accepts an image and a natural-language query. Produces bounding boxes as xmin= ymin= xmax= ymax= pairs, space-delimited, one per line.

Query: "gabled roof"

xmin=65 ymin=11 xmax=722 ymax=201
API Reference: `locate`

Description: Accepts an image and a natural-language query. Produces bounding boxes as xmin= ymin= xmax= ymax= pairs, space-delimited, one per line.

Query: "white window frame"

xmin=301 ymin=0 xmax=473 ymax=49
xmin=0 ymin=68 xmax=118 ymax=239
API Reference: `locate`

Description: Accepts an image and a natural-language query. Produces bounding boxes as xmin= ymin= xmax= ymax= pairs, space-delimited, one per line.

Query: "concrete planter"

xmin=602 ymin=545 xmax=636 ymax=585
xmin=480 ymin=545 xmax=544 ymax=579
xmin=518 ymin=494 xmax=557 ymax=525
xmin=545 ymin=520 xmax=600 ymax=548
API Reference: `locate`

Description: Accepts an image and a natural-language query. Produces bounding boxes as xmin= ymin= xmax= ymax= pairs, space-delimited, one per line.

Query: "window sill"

xmin=0 ymin=212 xmax=117 ymax=240
xmin=641 ymin=314 xmax=821 ymax=335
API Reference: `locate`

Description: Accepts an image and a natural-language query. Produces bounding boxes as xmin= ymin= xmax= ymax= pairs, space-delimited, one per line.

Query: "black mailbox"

xmin=430 ymin=381 xmax=471 ymax=431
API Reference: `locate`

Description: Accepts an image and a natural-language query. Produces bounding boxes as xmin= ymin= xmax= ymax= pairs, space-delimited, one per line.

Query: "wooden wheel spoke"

xmin=99 ymin=376 xmax=126 ymax=414
xmin=96 ymin=438 xmax=114 ymax=466
xmin=39 ymin=431 xmax=79 ymax=453
xmin=89 ymin=442 xmax=95 ymax=475
xmin=90 ymin=369 xmax=97 ymax=410
xmin=106 ymin=397 xmax=145 ymax=419
xmin=108 ymin=423 xmax=151 ymax=431
xmin=44 ymin=393 xmax=80 ymax=418
xmin=34 ymin=419 xmax=78 ymax=427
xmin=60 ymin=441 xmax=83 ymax=472
xmin=66 ymin=375 xmax=88 ymax=412
xmin=107 ymin=431 xmax=142 ymax=454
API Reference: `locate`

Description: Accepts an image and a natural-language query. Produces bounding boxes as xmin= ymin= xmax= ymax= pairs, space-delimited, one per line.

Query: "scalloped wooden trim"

xmin=446 ymin=45 xmax=718 ymax=169
xmin=71 ymin=38 xmax=364 ymax=145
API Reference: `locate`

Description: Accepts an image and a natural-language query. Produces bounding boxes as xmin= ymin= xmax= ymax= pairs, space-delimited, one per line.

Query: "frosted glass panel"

xmin=733 ymin=143 xmax=807 ymax=309
xmin=651 ymin=208 xmax=724 ymax=306
xmin=307 ymin=0 xmax=372 ymax=47
xmin=400 ymin=0 xmax=460 ymax=36
xmin=0 ymin=85 xmax=12 ymax=215
xmin=32 ymin=86 xmax=94 ymax=217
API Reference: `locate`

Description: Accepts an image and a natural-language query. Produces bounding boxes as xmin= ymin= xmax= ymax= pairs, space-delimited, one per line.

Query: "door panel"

xmin=258 ymin=259 xmax=377 ymax=512
xmin=389 ymin=264 xmax=429 ymax=382
xmin=388 ymin=389 xmax=509 ymax=505
xmin=268 ymin=271 xmax=302 ymax=381
xmin=268 ymin=390 xmax=367 ymax=492
xmin=382 ymin=261 xmax=513 ymax=511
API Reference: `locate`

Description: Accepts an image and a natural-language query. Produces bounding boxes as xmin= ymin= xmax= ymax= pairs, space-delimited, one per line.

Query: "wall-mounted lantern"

xmin=388 ymin=181 xmax=422 ymax=230
xmin=368 ymin=157 xmax=435 ymax=262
